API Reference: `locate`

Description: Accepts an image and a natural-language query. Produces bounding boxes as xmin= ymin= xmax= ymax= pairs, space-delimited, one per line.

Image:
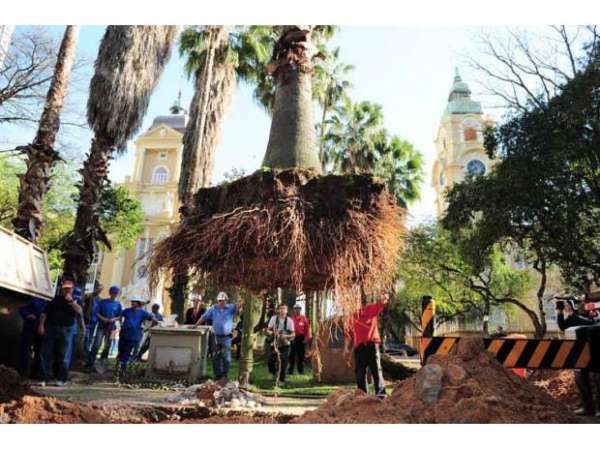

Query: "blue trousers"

xmin=117 ymin=337 xmax=140 ymax=369
xmin=40 ymin=325 xmax=73 ymax=382
xmin=213 ymin=336 xmax=232 ymax=380
xmin=83 ymin=323 xmax=97 ymax=354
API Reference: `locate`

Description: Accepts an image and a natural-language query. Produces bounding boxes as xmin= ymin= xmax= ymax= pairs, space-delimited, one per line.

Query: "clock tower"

xmin=432 ymin=69 xmax=494 ymax=215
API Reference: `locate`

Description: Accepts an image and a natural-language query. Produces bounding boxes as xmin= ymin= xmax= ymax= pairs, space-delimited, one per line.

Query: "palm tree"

xmin=323 ymin=99 xmax=384 ymax=174
xmin=313 ymin=47 xmax=354 ymax=172
xmin=12 ymin=26 xmax=79 ymax=242
xmin=262 ymin=26 xmax=324 ymax=173
xmin=374 ymin=135 xmax=424 ymax=208
xmin=63 ymin=26 xmax=177 ymax=285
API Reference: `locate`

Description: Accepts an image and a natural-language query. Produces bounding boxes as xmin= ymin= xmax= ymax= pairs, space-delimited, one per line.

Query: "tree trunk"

xmin=318 ymin=102 xmax=329 ymax=172
xmin=169 ymin=272 xmax=188 ymax=323
xmin=238 ymin=294 xmax=260 ymax=387
xmin=262 ymin=27 xmax=322 ymax=173
xmin=12 ymin=25 xmax=79 ymax=242
xmin=535 ymin=258 xmax=548 ymax=339
xmin=172 ymin=27 xmax=235 ymax=313
xmin=63 ymin=135 xmax=112 ymax=285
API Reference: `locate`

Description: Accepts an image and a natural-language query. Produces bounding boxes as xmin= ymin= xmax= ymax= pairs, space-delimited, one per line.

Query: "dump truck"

xmin=0 ymin=226 xmax=54 ymax=366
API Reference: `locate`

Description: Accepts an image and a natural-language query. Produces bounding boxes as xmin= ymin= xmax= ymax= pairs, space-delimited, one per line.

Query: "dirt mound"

xmin=529 ymin=370 xmax=579 ymax=406
xmin=0 ymin=365 xmax=31 ymax=403
xmin=0 ymin=395 xmax=108 ymax=424
xmin=294 ymin=339 xmax=583 ymax=423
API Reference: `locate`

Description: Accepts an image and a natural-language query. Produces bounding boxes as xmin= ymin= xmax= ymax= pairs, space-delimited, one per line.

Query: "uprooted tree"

xmin=149 ymin=25 xmax=407 ymax=384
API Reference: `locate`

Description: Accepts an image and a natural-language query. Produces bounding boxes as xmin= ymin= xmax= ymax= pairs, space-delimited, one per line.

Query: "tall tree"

xmin=12 ymin=25 xmax=79 ymax=242
xmin=63 ymin=26 xmax=177 ymax=286
xmin=170 ymin=26 xmax=273 ymax=320
xmin=313 ymin=47 xmax=354 ymax=171
xmin=323 ymin=99 xmax=384 ymax=174
xmin=262 ymin=26 xmax=324 ymax=172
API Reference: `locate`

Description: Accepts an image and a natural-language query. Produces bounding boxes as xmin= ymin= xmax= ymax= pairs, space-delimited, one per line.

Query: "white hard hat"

xmin=217 ymin=291 xmax=228 ymax=301
xmin=130 ymin=295 xmax=146 ymax=304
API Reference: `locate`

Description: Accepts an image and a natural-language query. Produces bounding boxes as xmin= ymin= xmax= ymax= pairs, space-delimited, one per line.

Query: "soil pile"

xmin=166 ymin=380 xmax=266 ymax=409
xmin=295 ymin=339 xmax=583 ymax=423
xmin=0 ymin=365 xmax=30 ymax=403
xmin=529 ymin=370 xmax=579 ymax=406
xmin=0 ymin=395 xmax=109 ymax=424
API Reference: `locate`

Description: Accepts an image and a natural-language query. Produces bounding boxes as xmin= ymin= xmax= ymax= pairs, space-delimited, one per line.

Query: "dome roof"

xmin=446 ymin=68 xmax=482 ymax=115
xmin=149 ymin=113 xmax=187 ymax=134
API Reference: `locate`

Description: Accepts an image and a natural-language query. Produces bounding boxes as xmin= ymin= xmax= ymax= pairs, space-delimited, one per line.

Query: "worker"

xmin=196 ymin=291 xmax=242 ymax=380
xmin=135 ymin=303 xmax=163 ymax=361
xmin=66 ymin=287 xmax=86 ymax=369
xmin=115 ymin=297 xmax=155 ymax=380
xmin=38 ymin=278 xmax=83 ymax=386
xmin=350 ymin=292 xmax=388 ymax=398
xmin=83 ymin=282 xmax=103 ymax=354
xmin=85 ymin=285 xmax=123 ymax=371
xmin=266 ymin=303 xmax=295 ymax=385
xmin=185 ymin=292 xmax=206 ymax=325
xmin=288 ymin=303 xmax=311 ymax=375
xmin=556 ymin=299 xmax=600 ymax=416
xmin=18 ymin=296 xmax=47 ymax=379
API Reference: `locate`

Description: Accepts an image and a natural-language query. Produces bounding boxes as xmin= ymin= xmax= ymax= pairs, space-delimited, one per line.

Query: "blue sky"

xmin=1 ymin=25 xmax=495 ymax=224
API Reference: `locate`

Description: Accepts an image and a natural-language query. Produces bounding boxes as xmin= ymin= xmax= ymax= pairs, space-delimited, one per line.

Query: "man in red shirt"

xmin=289 ymin=304 xmax=311 ymax=375
xmin=350 ymin=293 xmax=388 ymax=397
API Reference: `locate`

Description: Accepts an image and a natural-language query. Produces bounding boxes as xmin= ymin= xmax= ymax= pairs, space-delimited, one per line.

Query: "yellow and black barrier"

xmin=419 ymin=336 xmax=592 ymax=369
xmin=418 ymin=298 xmax=595 ymax=369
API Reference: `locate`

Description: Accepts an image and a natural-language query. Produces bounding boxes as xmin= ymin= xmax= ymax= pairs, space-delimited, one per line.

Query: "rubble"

xmin=166 ymin=380 xmax=267 ymax=409
xmin=294 ymin=339 xmax=585 ymax=423
xmin=0 ymin=365 xmax=31 ymax=403
xmin=529 ymin=370 xmax=580 ymax=407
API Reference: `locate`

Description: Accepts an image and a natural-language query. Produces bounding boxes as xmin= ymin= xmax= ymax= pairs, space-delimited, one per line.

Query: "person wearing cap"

xmin=38 ymin=278 xmax=83 ymax=386
xmin=83 ymin=282 xmax=103 ymax=355
xmin=185 ymin=293 xmax=206 ymax=325
xmin=266 ymin=303 xmax=295 ymax=385
xmin=288 ymin=304 xmax=311 ymax=375
xmin=18 ymin=296 xmax=47 ymax=379
xmin=349 ymin=293 xmax=388 ymax=397
xmin=196 ymin=291 xmax=243 ymax=380
xmin=85 ymin=285 xmax=123 ymax=370
xmin=115 ymin=297 xmax=155 ymax=379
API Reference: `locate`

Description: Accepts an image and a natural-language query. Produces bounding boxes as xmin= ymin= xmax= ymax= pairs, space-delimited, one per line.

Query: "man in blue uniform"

xmin=116 ymin=297 xmax=155 ymax=380
xmin=85 ymin=285 xmax=123 ymax=370
xmin=196 ymin=291 xmax=243 ymax=380
xmin=83 ymin=283 xmax=103 ymax=355
xmin=18 ymin=296 xmax=47 ymax=379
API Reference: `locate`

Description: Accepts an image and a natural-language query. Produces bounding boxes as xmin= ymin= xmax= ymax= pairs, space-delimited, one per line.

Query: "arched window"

xmin=152 ymin=166 xmax=168 ymax=184
xmin=462 ymin=117 xmax=481 ymax=142
xmin=464 ymin=128 xmax=477 ymax=141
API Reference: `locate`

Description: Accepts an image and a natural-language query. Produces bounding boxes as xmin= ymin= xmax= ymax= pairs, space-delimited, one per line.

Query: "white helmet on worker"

xmin=217 ymin=291 xmax=228 ymax=302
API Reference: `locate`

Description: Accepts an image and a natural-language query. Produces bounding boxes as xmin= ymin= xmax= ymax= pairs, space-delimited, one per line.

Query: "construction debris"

xmin=166 ymin=380 xmax=267 ymax=409
xmin=294 ymin=339 xmax=584 ymax=423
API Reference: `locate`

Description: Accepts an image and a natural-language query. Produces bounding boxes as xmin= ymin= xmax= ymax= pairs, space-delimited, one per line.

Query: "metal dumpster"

xmin=145 ymin=325 xmax=212 ymax=382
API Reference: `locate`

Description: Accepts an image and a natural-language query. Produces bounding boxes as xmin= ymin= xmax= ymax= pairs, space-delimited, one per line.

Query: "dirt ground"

xmin=2 ymin=349 xmax=597 ymax=424
xmin=295 ymin=339 xmax=594 ymax=424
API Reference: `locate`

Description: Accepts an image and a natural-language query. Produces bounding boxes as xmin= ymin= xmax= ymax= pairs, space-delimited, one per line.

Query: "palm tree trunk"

xmin=318 ymin=102 xmax=329 ymax=172
xmin=238 ymin=293 xmax=260 ymax=387
xmin=262 ymin=27 xmax=322 ymax=173
xmin=12 ymin=25 xmax=79 ymax=242
xmin=63 ymin=135 xmax=112 ymax=284
xmin=172 ymin=26 xmax=235 ymax=319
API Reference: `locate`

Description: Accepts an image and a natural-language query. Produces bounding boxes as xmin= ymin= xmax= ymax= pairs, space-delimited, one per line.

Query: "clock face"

xmin=466 ymin=159 xmax=486 ymax=177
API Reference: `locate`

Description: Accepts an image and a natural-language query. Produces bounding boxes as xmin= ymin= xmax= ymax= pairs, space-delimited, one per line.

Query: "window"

xmin=464 ymin=128 xmax=477 ymax=141
xmin=159 ymin=152 xmax=167 ymax=160
xmin=152 ymin=166 xmax=168 ymax=184
xmin=466 ymin=159 xmax=486 ymax=177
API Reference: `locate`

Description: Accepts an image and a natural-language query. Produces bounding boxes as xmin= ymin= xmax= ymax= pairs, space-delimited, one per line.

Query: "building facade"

xmin=97 ymin=108 xmax=187 ymax=310
xmin=432 ymin=69 xmax=494 ymax=215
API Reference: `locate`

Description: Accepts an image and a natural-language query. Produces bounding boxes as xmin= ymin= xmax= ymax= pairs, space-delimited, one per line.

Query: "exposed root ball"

xmin=149 ymin=169 xmax=405 ymax=313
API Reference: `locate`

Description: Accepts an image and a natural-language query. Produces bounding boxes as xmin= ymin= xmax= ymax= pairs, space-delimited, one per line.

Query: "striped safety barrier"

xmin=418 ymin=297 xmax=596 ymax=369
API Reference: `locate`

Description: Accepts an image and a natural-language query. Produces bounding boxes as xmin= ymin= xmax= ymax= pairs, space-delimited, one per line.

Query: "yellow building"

xmin=432 ymin=69 xmax=494 ymax=215
xmin=97 ymin=104 xmax=187 ymax=310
